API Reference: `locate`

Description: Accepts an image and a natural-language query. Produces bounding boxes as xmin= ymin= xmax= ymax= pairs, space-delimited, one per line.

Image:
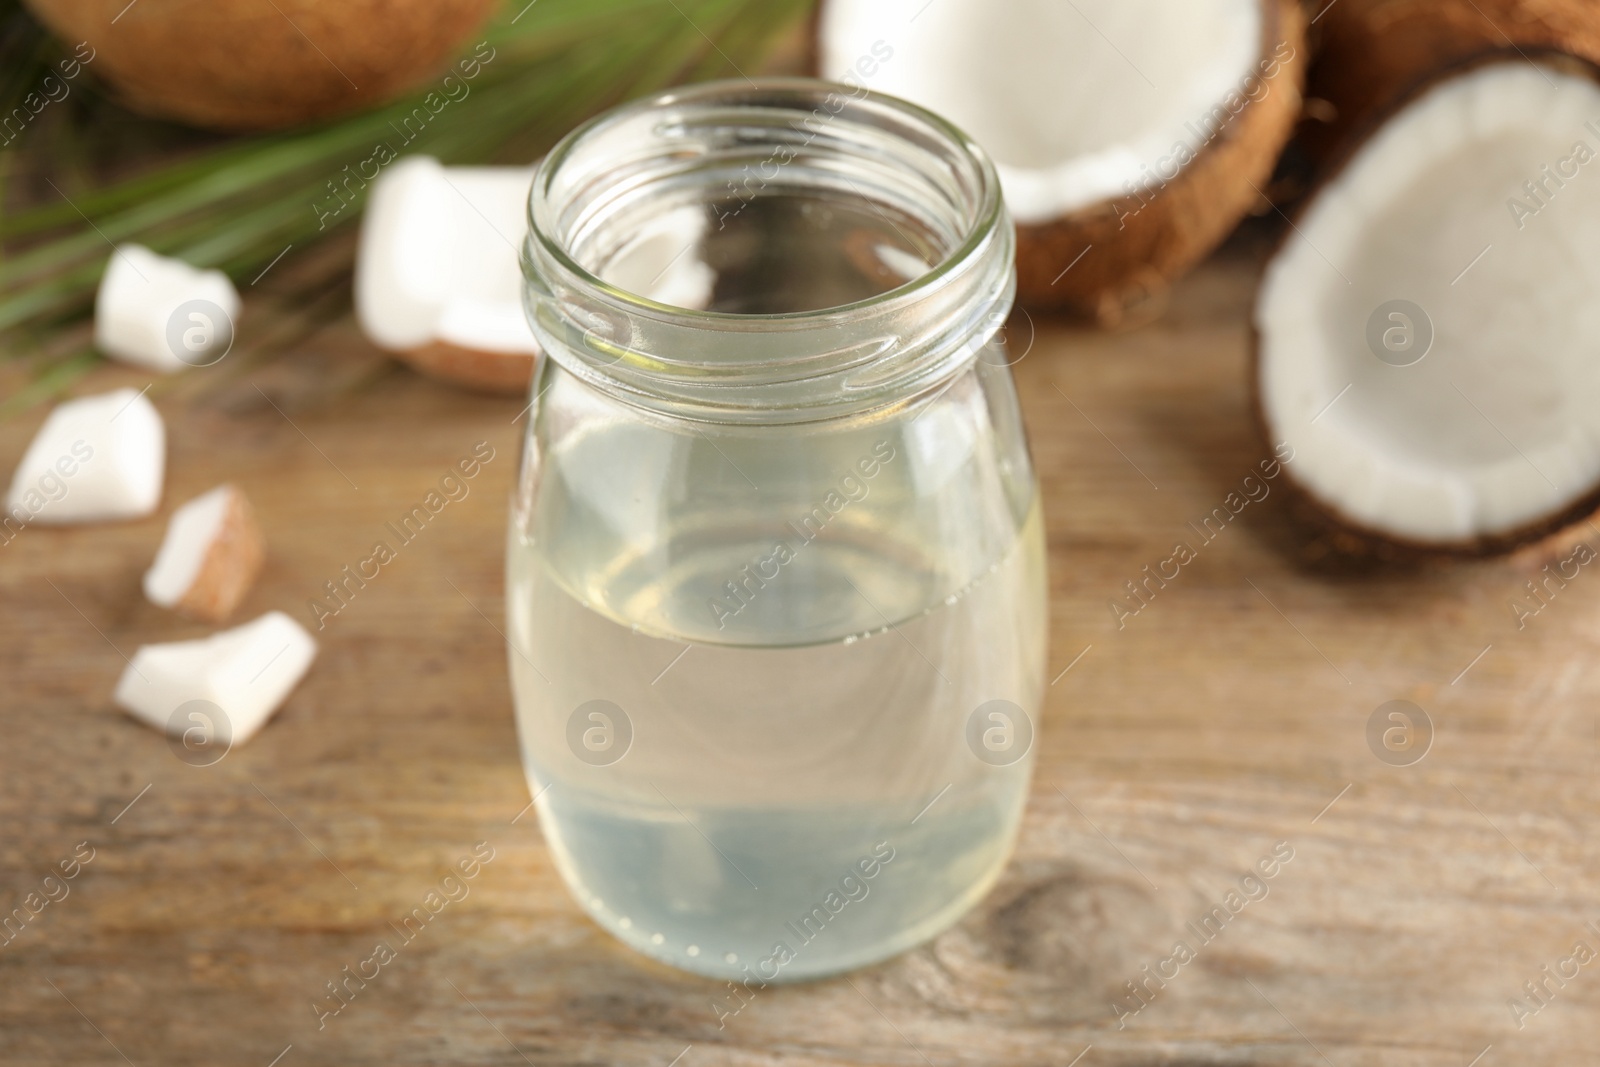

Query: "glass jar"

xmin=508 ymin=79 xmax=1045 ymax=983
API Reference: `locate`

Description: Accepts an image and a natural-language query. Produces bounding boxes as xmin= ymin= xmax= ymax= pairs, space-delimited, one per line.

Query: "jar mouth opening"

xmin=521 ymin=78 xmax=1015 ymax=420
xmin=527 ymin=78 xmax=1004 ymax=325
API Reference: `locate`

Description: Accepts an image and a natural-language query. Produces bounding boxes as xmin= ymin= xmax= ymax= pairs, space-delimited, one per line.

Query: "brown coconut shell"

xmin=1013 ymin=0 xmax=1306 ymax=322
xmin=1253 ymin=50 xmax=1600 ymax=562
xmin=174 ymin=485 xmax=266 ymax=623
xmin=394 ymin=344 xmax=536 ymax=396
xmin=1300 ymin=0 xmax=1600 ymax=168
xmin=23 ymin=0 xmax=499 ymax=130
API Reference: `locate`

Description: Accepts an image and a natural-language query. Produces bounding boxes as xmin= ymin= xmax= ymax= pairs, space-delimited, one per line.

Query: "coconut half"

xmin=1303 ymin=0 xmax=1600 ymax=168
xmin=816 ymin=0 xmax=1305 ymax=320
xmin=1256 ymin=57 xmax=1600 ymax=556
xmin=356 ymin=156 xmax=541 ymax=395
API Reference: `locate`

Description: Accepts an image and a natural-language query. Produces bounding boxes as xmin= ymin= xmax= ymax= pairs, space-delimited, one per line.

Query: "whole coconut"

xmin=24 ymin=0 xmax=500 ymax=130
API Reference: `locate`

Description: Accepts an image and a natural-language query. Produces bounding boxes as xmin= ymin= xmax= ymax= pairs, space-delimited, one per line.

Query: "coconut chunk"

xmin=114 ymin=611 xmax=317 ymax=746
xmin=356 ymin=156 xmax=541 ymax=393
xmin=1256 ymin=59 xmax=1600 ymax=555
xmin=143 ymin=484 xmax=265 ymax=622
xmin=5 ymin=388 xmax=165 ymax=524
xmin=95 ymin=244 xmax=240 ymax=372
xmin=357 ymin=157 xmax=722 ymax=391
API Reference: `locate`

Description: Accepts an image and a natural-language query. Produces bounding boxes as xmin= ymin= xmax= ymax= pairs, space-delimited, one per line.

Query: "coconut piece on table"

xmin=1255 ymin=58 xmax=1600 ymax=559
xmin=95 ymin=244 xmax=239 ymax=372
xmin=356 ymin=156 xmax=542 ymax=395
xmin=816 ymin=0 xmax=1305 ymax=321
xmin=5 ymin=387 xmax=164 ymax=524
xmin=143 ymin=484 xmax=265 ymax=623
xmin=114 ymin=611 xmax=316 ymax=747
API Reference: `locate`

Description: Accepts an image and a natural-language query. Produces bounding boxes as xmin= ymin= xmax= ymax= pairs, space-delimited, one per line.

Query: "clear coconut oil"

xmin=508 ymin=492 xmax=1044 ymax=981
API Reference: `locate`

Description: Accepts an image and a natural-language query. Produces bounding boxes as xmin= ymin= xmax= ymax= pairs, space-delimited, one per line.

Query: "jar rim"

xmin=520 ymin=77 xmax=1016 ymax=422
xmin=527 ymin=77 xmax=1005 ymax=324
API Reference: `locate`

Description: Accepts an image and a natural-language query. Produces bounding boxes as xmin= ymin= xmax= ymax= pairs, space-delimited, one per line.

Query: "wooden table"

xmin=3 ymin=234 xmax=1596 ymax=1066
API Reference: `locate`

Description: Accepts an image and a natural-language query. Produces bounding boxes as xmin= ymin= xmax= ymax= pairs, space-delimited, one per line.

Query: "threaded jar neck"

xmin=521 ymin=78 xmax=1014 ymax=425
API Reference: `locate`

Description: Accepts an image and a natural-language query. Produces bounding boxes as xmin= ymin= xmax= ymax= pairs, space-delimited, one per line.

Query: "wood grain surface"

xmin=2 ymin=234 xmax=1597 ymax=1067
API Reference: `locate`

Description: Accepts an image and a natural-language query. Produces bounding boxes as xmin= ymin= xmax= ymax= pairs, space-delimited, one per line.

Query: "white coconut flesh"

xmin=1257 ymin=62 xmax=1600 ymax=546
xmin=114 ymin=611 xmax=317 ymax=747
xmin=817 ymin=0 xmax=1262 ymax=223
xmin=356 ymin=156 xmax=541 ymax=356
xmin=6 ymin=388 xmax=165 ymax=523
xmin=143 ymin=484 xmax=235 ymax=608
xmin=357 ymin=156 xmax=716 ymax=355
